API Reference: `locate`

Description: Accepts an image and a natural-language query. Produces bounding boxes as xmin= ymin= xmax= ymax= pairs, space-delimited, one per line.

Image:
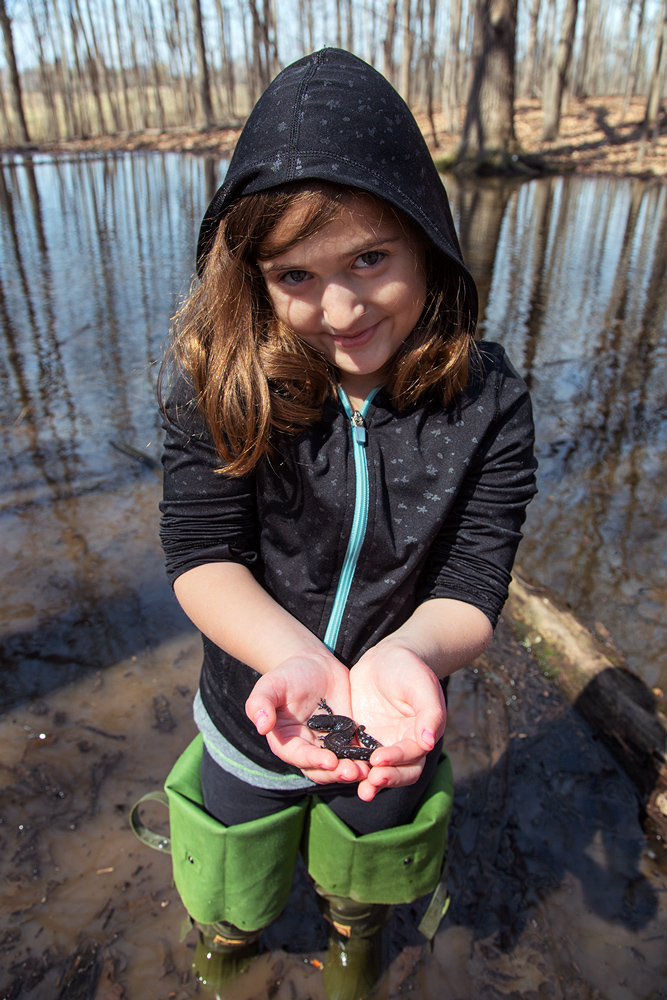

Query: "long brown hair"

xmin=163 ymin=182 xmax=476 ymax=477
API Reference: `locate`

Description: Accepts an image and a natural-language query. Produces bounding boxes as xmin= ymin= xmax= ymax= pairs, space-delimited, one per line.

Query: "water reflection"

xmin=449 ymin=174 xmax=667 ymax=689
xmin=1 ymin=156 xmax=666 ymax=700
xmin=0 ymin=153 xmax=228 ymax=706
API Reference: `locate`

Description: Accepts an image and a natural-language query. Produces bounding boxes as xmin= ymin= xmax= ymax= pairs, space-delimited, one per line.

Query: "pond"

xmin=0 ymin=153 xmax=666 ymax=998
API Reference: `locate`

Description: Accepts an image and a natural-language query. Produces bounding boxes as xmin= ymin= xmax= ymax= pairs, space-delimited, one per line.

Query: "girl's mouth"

xmin=329 ymin=322 xmax=380 ymax=348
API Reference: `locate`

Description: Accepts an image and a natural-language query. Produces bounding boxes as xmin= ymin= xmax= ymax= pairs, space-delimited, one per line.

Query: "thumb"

xmin=245 ymin=675 xmax=281 ymax=735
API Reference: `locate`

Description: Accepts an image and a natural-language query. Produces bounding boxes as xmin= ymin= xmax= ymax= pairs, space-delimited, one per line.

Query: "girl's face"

xmin=258 ymin=195 xmax=427 ymax=406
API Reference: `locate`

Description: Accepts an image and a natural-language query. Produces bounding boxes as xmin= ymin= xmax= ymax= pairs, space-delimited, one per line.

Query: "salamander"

xmin=306 ymin=699 xmax=382 ymax=761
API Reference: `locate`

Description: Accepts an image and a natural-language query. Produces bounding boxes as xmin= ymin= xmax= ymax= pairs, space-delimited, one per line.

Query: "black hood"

xmin=197 ymin=47 xmax=478 ymax=327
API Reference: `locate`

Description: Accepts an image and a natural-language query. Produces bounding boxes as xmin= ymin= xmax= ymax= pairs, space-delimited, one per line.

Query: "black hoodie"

xmin=161 ymin=50 xmax=537 ymax=780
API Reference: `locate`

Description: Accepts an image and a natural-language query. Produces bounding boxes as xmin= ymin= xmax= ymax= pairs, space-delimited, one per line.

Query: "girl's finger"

xmin=266 ymin=732 xmax=339 ymax=771
xmin=369 ymin=738 xmax=424 ymax=768
xmin=245 ymin=691 xmax=278 ymax=734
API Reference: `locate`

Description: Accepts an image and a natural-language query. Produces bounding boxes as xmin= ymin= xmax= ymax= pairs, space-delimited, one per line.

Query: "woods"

xmin=0 ymin=0 xmax=666 ymax=157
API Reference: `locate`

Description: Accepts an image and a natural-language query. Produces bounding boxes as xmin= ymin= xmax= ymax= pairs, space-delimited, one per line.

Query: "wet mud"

xmin=1 ymin=619 xmax=666 ymax=999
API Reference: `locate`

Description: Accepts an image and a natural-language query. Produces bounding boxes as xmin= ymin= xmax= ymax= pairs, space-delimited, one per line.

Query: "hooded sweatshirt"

xmin=160 ymin=49 xmax=537 ymax=787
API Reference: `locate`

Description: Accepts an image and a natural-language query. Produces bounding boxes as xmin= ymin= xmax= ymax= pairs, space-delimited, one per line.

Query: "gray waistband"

xmin=193 ymin=690 xmax=315 ymax=791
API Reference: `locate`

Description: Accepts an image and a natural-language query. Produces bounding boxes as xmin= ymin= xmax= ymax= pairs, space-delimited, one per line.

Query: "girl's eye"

xmin=355 ymin=250 xmax=385 ymax=268
xmin=280 ymin=269 xmax=310 ymax=285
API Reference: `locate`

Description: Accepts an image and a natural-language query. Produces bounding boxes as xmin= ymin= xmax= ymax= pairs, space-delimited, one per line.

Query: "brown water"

xmin=1 ymin=154 xmax=666 ymax=997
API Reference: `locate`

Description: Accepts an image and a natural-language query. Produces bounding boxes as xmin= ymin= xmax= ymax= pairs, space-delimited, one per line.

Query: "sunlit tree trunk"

xmin=111 ymin=0 xmax=132 ymax=129
xmin=383 ymin=0 xmax=398 ymax=84
xmin=399 ymin=0 xmax=413 ymax=103
xmin=72 ymin=0 xmax=108 ymax=134
xmin=0 ymin=0 xmax=31 ymax=141
xmin=457 ymin=0 xmax=520 ymax=168
xmin=620 ymin=0 xmax=646 ymax=121
xmin=522 ymin=0 xmax=541 ymax=97
xmin=638 ymin=0 xmax=667 ymax=160
xmin=335 ymin=0 xmax=342 ymax=48
xmin=426 ymin=0 xmax=438 ymax=144
xmin=191 ymin=0 xmax=214 ymax=125
xmin=542 ymin=0 xmax=578 ymax=140
xmin=442 ymin=0 xmax=463 ymax=131
xmin=346 ymin=0 xmax=353 ymax=50
xmin=28 ymin=0 xmax=60 ymax=138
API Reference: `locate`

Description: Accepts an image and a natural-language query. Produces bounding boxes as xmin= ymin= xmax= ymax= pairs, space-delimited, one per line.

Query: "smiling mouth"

xmin=330 ymin=322 xmax=379 ymax=346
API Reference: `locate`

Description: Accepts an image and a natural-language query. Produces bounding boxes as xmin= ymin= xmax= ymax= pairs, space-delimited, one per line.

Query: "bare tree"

xmin=521 ymin=0 xmax=541 ymax=97
xmin=542 ymin=0 xmax=579 ymax=140
xmin=191 ymin=0 xmax=214 ymax=125
xmin=638 ymin=0 xmax=667 ymax=160
xmin=0 ymin=0 xmax=31 ymax=141
xmin=442 ymin=0 xmax=463 ymax=131
xmin=399 ymin=0 xmax=413 ymax=103
xmin=456 ymin=0 xmax=520 ymax=169
xmin=383 ymin=0 xmax=398 ymax=83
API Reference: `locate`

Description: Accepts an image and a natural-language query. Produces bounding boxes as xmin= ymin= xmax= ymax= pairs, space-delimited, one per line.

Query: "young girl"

xmin=158 ymin=47 xmax=536 ymax=998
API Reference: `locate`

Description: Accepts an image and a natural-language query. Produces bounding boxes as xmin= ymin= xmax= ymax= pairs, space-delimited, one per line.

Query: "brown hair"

xmin=163 ymin=182 xmax=476 ymax=477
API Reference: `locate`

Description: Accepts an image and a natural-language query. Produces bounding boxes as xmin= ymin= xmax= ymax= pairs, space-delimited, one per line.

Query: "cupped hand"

xmin=349 ymin=642 xmax=447 ymax=801
xmin=245 ymin=652 xmax=370 ymax=784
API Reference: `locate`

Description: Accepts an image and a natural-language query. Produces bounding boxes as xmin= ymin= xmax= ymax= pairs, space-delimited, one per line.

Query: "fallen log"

xmin=505 ymin=567 xmax=667 ymax=838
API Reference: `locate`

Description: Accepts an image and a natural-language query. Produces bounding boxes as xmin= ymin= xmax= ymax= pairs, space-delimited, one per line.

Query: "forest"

xmin=1 ymin=0 xmax=666 ymax=167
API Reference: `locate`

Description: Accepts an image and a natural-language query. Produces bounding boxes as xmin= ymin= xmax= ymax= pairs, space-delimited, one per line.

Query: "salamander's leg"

xmin=357 ymin=725 xmax=382 ymax=751
xmin=318 ymin=699 xmax=333 ymax=715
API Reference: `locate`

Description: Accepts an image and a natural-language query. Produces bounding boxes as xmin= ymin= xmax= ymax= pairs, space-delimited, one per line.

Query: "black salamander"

xmin=306 ymin=699 xmax=382 ymax=761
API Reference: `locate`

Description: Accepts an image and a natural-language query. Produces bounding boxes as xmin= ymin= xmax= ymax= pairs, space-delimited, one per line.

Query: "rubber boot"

xmin=191 ymin=918 xmax=263 ymax=994
xmin=130 ymin=735 xmax=309 ymax=931
xmin=316 ymin=892 xmax=393 ymax=1000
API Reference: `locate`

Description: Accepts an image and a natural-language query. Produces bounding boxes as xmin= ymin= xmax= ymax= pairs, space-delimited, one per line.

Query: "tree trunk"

xmin=522 ymin=0 xmax=541 ymax=97
xmin=457 ymin=0 xmax=520 ymax=169
xmin=620 ymin=0 xmax=646 ymax=121
xmin=399 ymin=0 xmax=412 ymax=104
xmin=383 ymin=0 xmax=398 ymax=83
xmin=28 ymin=0 xmax=60 ymax=139
xmin=111 ymin=0 xmax=132 ymax=130
xmin=425 ymin=0 xmax=438 ymax=144
xmin=645 ymin=0 xmax=667 ymax=127
xmin=542 ymin=0 xmax=579 ymax=140
xmin=0 ymin=0 xmax=31 ymax=142
xmin=191 ymin=0 xmax=214 ymax=125
xmin=72 ymin=0 xmax=108 ymax=134
xmin=506 ymin=568 xmax=667 ymax=838
xmin=442 ymin=0 xmax=463 ymax=131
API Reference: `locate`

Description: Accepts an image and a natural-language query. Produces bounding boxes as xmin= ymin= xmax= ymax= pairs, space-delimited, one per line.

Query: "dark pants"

xmin=201 ymin=739 xmax=443 ymax=836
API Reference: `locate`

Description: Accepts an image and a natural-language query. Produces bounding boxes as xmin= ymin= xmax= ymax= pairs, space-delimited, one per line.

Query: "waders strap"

xmin=417 ymin=858 xmax=450 ymax=942
xmin=129 ymin=790 xmax=171 ymax=853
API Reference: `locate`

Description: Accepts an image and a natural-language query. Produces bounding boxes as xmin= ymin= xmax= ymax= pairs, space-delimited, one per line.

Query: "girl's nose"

xmin=321 ymin=283 xmax=365 ymax=332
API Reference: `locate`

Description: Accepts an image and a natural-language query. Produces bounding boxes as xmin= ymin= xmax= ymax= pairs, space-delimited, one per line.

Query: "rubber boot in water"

xmin=191 ymin=919 xmax=263 ymax=994
xmin=317 ymin=893 xmax=393 ymax=1000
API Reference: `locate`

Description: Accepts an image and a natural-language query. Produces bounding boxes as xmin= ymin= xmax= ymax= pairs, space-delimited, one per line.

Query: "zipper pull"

xmin=351 ymin=411 xmax=367 ymax=445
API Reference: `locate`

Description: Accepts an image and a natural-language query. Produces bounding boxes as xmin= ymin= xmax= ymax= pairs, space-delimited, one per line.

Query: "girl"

xmin=158 ymin=47 xmax=536 ymax=999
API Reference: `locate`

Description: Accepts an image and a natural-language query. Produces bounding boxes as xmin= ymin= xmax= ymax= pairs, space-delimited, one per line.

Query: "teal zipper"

xmin=323 ymin=387 xmax=379 ymax=652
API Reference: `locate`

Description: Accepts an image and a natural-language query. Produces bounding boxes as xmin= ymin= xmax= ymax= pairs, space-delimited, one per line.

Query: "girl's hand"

xmin=245 ymin=654 xmax=371 ymax=784
xmin=349 ymin=642 xmax=446 ymax=801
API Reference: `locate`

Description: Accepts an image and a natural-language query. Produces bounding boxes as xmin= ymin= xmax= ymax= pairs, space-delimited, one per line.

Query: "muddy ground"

xmin=3 ymin=97 xmax=665 ymax=182
xmin=1 ymin=613 xmax=666 ymax=999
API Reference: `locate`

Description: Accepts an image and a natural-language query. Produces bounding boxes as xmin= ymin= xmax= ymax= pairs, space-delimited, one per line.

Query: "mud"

xmin=1 ymin=619 xmax=666 ymax=999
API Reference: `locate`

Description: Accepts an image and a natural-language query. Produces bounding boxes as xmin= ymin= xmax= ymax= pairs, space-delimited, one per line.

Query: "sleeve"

xmin=159 ymin=376 xmax=260 ymax=587
xmin=417 ymin=349 xmax=538 ymax=628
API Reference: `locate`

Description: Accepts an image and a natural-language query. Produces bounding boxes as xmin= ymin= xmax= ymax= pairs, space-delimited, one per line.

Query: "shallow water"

xmin=1 ymin=154 xmax=666 ymax=997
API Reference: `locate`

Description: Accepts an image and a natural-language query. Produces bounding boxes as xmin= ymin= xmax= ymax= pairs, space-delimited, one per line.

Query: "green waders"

xmin=131 ymin=734 xmax=454 ymax=993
